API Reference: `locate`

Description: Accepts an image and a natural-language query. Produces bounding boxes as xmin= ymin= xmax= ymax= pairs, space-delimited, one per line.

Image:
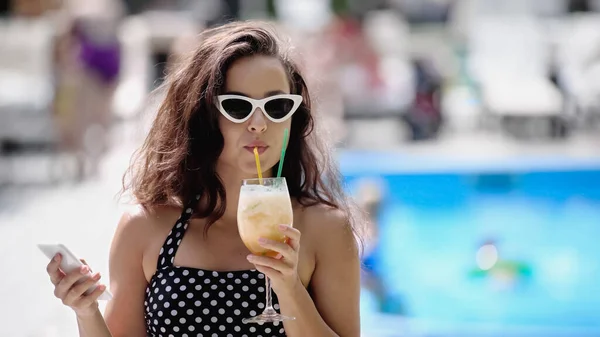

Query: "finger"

xmin=46 ymin=254 xmax=61 ymax=275
xmin=50 ymin=269 xmax=66 ymax=286
xmin=80 ymin=259 xmax=93 ymax=272
xmin=64 ymin=273 xmax=101 ymax=304
xmin=72 ymin=284 xmax=106 ymax=308
xmin=253 ymin=264 xmax=279 ymax=280
xmin=278 ymin=225 xmax=301 ymax=251
xmin=54 ymin=265 xmax=90 ymax=299
xmin=247 ymin=254 xmax=289 ymax=273
xmin=47 ymin=254 xmax=65 ymax=285
xmin=258 ymin=238 xmax=295 ymax=260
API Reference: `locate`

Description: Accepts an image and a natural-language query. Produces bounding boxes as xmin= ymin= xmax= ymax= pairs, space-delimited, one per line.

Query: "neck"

xmin=215 ymin=163 xmax=273 ymax=225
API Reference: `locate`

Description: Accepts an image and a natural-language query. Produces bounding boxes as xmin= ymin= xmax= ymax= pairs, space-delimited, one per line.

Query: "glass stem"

xmin=264 ymin=275 xmax=276 ymax=314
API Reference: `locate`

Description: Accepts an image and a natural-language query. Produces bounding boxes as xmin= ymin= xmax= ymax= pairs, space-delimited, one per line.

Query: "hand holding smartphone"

xmin=38 ymin=243 xmax=112 ymax=301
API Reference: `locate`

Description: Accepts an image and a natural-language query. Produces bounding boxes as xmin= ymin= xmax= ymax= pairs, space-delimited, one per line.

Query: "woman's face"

xmin=217 ymin=55 xmax=293 ymax=176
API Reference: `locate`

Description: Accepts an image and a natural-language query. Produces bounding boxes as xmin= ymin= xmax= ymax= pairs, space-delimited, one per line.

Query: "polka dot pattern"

xmin=144 ymin=205 xmax=286 ymax=336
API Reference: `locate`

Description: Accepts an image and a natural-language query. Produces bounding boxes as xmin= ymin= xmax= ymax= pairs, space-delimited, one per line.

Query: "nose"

xmin=247 ymin=108 xmax=267 ymax=133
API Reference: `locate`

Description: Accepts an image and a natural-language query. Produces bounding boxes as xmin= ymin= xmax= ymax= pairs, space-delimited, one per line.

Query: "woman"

xmin=46 ymin=21 xmax=363 ymax=336
xmin=53 ymin=14 xmax=120 ymax=181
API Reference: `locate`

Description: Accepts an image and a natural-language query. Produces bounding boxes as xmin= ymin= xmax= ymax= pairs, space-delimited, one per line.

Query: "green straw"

xmin=276 ymin=128 xmax=289 ymax=178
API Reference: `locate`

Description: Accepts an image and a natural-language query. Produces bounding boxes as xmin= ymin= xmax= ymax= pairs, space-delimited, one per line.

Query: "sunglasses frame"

xmin=215 ymin=94 xmax=303 ymax=124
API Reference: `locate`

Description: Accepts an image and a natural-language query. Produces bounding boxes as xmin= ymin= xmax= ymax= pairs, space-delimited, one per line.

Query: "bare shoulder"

xmin=296 ymin=203 xmax=358 ymax=256
xmin=112 ymin=205 xmax=148 ymax=248
xmin=116 ymin=205 xmax=181 ymax=239
xmin=112 ymin=205 xmax=183 ymax=281
xmin=299 ymin=203 xmax=349 ymax=228
xmin=112 ymin=205 xmax=183 ymax=258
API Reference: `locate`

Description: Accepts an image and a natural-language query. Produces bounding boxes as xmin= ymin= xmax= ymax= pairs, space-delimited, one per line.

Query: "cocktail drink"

xmin=237 ymin=177 xmax=295 ymax=324
xmin=238 ymin=181 xmax=293 ymax=257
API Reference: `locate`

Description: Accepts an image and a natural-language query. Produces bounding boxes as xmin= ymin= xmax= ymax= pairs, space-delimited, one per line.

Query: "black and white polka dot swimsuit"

xmin=144 ymin=206 xmax=287 ymax=336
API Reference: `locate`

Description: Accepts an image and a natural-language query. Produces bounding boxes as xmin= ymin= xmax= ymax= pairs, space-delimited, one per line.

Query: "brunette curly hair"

xmin=122 ymin=20 xmax=365 ymax=248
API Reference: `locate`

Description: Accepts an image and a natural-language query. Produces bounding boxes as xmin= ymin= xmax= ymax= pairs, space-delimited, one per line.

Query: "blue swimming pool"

xmin=339 ymin=151 xmax=600 ymax=336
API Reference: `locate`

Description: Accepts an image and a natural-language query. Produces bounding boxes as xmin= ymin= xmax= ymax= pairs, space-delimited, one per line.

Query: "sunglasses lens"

xmin=264 ymin=98 xmax=295 ymax=120
xmin=221 ymin=98 xmax=253 ymax=120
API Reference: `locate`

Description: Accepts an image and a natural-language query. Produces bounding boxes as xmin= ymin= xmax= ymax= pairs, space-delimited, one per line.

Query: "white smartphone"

xmin=37 ymin=243 xmax=112 ymax=301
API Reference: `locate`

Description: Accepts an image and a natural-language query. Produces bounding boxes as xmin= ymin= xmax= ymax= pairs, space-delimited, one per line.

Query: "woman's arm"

xmin=78 ymin=211 xmax=150 ymax=337
xmin=76 ymin=310 xmax=113 ymax=337
xmin=101 ymin=211 xmax=151 ymax=336
xmin=278 ymin=209 xmax=361 ymax=337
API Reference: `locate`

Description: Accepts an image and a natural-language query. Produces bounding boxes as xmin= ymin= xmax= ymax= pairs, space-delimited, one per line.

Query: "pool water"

xmin=339 ymin=151 xmax=600 ymax=335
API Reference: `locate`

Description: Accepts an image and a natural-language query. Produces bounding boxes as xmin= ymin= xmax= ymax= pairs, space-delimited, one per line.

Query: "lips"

xmin=244 ymin=141 xmax=268 ymax=154
xmin=244 ymin=146 xmax=268 ymax=154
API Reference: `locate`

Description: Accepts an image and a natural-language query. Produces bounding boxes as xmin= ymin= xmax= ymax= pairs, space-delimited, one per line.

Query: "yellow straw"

xmin=253 ymin=147 xmax=263 ymax=185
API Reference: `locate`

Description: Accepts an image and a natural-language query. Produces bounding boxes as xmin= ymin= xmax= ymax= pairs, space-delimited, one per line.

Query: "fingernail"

xmin=98 ymin=284 xmax=106 ymax=291
xmin=258 ymin=237 xmax=267 ymax=244
xmin=279 ymin=224 xmax=288 ymax=230
xmin=246 ymin=255 xmax=255 ymax=261
xmin=54 ymin=254 xmax=61 ymax=261
xmin=93 ymin=273 xmax=101 ymax=281
xmin=80 ymin=266 xmax=89 ymax=274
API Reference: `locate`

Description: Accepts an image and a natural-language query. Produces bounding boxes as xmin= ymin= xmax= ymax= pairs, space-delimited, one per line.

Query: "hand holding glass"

xmin=237 ymin=177 xmax=295 ymax=324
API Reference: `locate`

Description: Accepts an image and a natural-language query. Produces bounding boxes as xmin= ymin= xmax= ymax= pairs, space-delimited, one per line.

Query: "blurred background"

xmin=1 ymin=0 xmax=600 ymax=336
